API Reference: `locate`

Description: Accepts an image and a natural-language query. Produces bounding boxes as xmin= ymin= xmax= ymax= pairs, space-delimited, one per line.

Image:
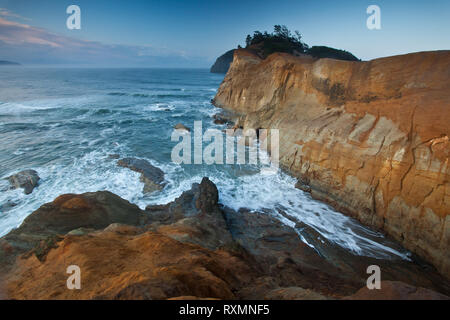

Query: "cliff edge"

xmin=213 ymin=49 xmax=450 ymax=278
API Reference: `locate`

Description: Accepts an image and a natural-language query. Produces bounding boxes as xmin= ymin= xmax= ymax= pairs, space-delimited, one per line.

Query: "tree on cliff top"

xmin=245 ymin=25 xmax=309 ymax=58
xmin=244 ymin=25 xmax=359 ymax=61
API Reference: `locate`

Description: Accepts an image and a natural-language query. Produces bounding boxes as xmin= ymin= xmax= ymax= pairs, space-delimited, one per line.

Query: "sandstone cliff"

xmin=213 ymin=49 xmax=450 ymax=278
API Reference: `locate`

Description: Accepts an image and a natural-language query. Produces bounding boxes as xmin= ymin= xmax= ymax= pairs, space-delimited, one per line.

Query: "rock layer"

xmin=213 ymin=49 xmax=450 ymax=278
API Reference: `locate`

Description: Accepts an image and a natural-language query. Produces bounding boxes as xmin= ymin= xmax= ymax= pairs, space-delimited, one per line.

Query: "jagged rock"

xmin=7 ymin=170 xmax=40 ymax=195
xmin=117 ymin=158 xmax=165 ymax=193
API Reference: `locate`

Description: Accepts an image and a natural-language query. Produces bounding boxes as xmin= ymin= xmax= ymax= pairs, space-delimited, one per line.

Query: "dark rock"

xmin=210 ymin=49 xmax=235 ymax=74
xmin=108 ymin=154 xmax=120 ymax=159
xmin=117 ymin=158 xmax=165 ymax=193
xmin=295 ymin=180 xmax=311 ymax=193
xmin=222 ymin=207 xmax=360 ymax=297
xmin=212 ymin=112 xmax=235 ymax=126
xmin=7 ymin=170 xmax=40 ymax=195
xmin=147 ymin=177 xmax=233 ymax=250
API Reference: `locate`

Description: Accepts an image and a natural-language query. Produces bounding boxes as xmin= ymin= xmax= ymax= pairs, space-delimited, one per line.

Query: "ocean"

xmin=0 ymin=67 xmax=409 ymax=260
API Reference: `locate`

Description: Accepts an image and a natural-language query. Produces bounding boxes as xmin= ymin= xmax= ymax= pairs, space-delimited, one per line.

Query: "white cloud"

xmin=0 ymin=8 xmax=31 ymax=21
xmin=0 ymin=17 xmax=208 ymax=67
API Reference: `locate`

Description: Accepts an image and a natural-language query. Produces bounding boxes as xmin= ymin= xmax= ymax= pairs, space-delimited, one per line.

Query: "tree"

xmin=245 ymin=35 xmax=252 ymax=47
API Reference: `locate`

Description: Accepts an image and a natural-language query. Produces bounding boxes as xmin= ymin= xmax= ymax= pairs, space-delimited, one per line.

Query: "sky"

xmin=0 ymin=0 xmax=449 ymax=67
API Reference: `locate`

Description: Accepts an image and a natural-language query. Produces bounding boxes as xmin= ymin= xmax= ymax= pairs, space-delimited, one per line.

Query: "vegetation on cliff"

xmin=244 ymin=25 xmax=359 ymax=61
xmin=245 ymin=25 xmax=308 ymax=58
xmin=211 ymin=25 xmax=359 ymax=73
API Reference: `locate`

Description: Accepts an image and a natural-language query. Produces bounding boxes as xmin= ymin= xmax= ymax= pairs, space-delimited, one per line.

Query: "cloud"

xmin=0 ymin=8 xmax=31 ymax=21
xmin=0 ymin=17 xmax=208 ymax=67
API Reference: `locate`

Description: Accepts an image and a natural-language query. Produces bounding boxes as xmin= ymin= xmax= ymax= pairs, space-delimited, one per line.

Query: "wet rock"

xmin=212 ymin=111 xmax=236 ymax=126
xmin=344 ymin=281 xmax=450 ymax=300
xmin=117 ymin=158 xmax=165 ymax=194
xmin=294 ymin=180 xmax=311 ymax=193
xmin=148 ymin=178 xmax=234 ymax=250
xmin=7 ymin=170 xmax=40 ymax=195
xmin=174 ymin=123 xmax=190 ymax=132
xmin=108 ymin=154 xmax=120 ymax=160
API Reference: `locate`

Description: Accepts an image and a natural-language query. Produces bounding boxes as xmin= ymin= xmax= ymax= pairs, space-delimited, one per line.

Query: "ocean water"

xmin=0 ymin=67 xmax=410 ymax=260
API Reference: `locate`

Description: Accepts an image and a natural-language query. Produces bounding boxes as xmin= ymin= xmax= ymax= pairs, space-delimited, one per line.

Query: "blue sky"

xmin=0 ymin=0 xmax=449 ymax=66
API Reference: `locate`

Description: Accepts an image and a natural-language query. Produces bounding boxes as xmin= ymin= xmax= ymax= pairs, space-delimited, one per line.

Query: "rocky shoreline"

xmin=212 ymin=49 xmax=450 ymax=279
xmin=0 ymin=175 xmax=449 ymax=299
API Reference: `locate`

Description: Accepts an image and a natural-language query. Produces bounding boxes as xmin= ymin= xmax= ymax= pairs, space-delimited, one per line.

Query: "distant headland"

xmin=0 ymin=60 xmax=21 ymax=66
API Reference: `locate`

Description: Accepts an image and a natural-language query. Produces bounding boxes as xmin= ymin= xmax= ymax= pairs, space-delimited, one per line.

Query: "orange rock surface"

xmin=213 ymin=49 xmax=450 ymax=278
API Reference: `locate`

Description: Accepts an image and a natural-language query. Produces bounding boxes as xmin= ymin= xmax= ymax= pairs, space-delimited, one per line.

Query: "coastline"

xmin=212 ymin=49 xmax=450 ymax=279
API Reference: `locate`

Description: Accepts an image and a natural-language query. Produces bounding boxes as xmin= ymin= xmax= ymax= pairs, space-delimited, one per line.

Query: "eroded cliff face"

xmin=213 ymin=49 xmax=450 ymax=278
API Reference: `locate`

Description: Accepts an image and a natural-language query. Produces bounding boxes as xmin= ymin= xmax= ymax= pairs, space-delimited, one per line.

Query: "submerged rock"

xmin=7 ymin=170 xmax=40 ymax=195
xmin=117 ymin=158 xmax=165 ymax=194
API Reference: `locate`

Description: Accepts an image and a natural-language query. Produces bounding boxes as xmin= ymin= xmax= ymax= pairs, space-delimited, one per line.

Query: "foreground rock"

xmin=1 ymin=178 xmax=449 ymax=300
xmin=117 ymin=158 xmax=165 ymax=194
xmin=213 ymin=49 xmax=450 ymax=278
xmin=344 ymin=281 xmax=450 ymax=300
xmin=7 ymin=170 xmax=40 ymax=195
